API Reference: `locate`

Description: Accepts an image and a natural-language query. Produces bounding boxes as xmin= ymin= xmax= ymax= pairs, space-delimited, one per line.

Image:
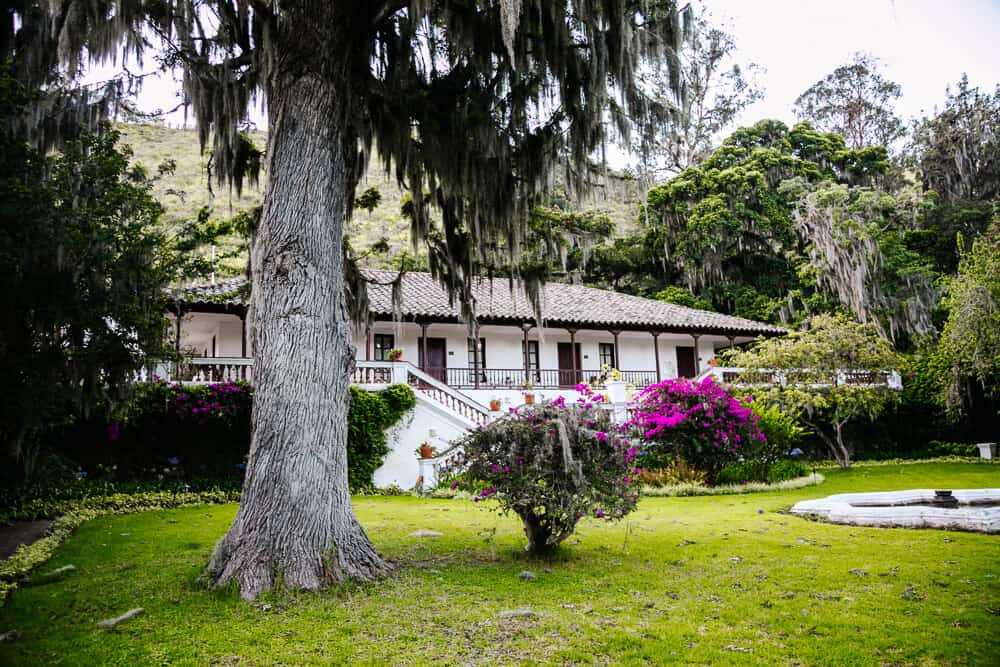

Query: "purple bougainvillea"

xmin=627 ymin=376 xmax=764 ymax=483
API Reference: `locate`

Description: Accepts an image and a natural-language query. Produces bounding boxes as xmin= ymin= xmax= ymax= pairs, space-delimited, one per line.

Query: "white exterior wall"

xmin=171 ymin=312 xmax=750 ymax=384
xmin=173 ymin=311 xmax=759 ymax=491
xmin=168 ymin=312 xmax=245 ymax=358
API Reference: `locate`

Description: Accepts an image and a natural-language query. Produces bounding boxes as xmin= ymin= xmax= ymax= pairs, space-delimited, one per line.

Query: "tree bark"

xmin=202 ymin=67 xmax=384 ymax=599
xmin=806 ymin=419 xmax=852 ymax=469
xmin=516 ymin=509 xmax=557 ymax=557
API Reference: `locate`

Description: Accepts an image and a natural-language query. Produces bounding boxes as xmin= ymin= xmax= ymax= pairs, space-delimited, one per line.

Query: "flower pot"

xmin=977 ymin=442 xmax=998 ymax=460
xmin=419 ymin=445 xmax=435 ymax=459
xmin=489 ymin=399 xmax=502 ymax=411
xmin=523 ymin=393 xmax=535 ymax=405
xmin=604 ymin=380 xmax=627 ymax=404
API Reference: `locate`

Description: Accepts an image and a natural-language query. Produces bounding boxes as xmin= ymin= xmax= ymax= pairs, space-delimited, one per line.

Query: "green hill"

xmin=117 ymin=123 xmax=644 ymax=277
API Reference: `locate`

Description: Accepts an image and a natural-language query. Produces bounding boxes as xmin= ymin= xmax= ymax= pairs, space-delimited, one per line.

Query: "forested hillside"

xmin=118 ymin=123 xmax=645 ymax=277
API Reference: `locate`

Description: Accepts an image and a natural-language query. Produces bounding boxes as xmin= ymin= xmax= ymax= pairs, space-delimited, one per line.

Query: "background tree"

xmin=634 ymin=8 xmax=764 ymax=178
xmin=936 ymin=221 xmax=1000 ymax=414
xmin=0 ymin=94 xmax=175 ymax=478
xmin=730 ymin=314 xmax=902 ymax=468
xmin=8 ymin=1 xmax=688 ymax=598
xmin=632 ymin=120 xmax=888 ymax=322
xmin=793 ymin=53 xmax=904 ymax=150
xmin=906 ymin=76 xmax=1000 ymax=275
xmin=782 ymin=179 xmax=937 ymax=344
xmin=911 ymin=75 xmax=1000 ymax=204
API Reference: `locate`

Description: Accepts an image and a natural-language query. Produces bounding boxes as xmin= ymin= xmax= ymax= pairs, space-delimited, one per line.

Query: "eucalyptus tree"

xmin=794 ymin=53 xmax=904 ymax=151
xmin=6 ymin=1 xmax=688 ymax=598
xmin=633 ymin=7 xmax=764 ymax=178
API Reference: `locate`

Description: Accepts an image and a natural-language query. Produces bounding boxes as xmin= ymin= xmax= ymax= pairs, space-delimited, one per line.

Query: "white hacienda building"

xmin=163 ymin=271 xmax=785 ymax=489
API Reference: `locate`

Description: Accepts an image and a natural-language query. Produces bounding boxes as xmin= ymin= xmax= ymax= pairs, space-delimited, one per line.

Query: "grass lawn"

xmin=1 ymin=463 xmax=998 ymax=666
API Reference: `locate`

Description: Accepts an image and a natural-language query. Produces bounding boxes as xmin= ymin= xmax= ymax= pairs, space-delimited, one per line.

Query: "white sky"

xmin=701 ymin=0 xmax=1000 ymax=125
xmin=101 ymin=0 xmax=999 ymax=135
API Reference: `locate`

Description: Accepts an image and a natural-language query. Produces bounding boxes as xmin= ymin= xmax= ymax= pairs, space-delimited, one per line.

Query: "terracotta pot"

xmin=489 ymin=399 xmax=502 ymax=411
xmin=419 ymin=445 xmax=434 ymax=458
xmin=523 ymin=393 xmax=535 ymax=405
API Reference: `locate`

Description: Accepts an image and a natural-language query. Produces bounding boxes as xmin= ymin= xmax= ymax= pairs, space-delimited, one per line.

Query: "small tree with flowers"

xmin=629 ymin=377 xmax=766 ymax=483
xmin=455 ymin=389 xmax=640 ymax=556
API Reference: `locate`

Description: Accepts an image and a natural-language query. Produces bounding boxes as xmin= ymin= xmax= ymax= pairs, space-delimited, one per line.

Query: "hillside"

xmin=117 ymin=123 xmax=645 ymax=277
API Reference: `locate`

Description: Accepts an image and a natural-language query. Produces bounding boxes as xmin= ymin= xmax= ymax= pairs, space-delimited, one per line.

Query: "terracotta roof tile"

xmin=176 ymin=271 xmax=785 ymax=336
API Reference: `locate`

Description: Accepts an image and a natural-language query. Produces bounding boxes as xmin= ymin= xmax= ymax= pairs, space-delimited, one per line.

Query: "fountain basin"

xmin=790 ymin=489 xmax=1000 ymax=533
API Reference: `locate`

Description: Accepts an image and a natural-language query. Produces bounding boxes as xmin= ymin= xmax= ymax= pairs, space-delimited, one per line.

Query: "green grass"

xmin=1 ymin=463 xmax=998 ymax=665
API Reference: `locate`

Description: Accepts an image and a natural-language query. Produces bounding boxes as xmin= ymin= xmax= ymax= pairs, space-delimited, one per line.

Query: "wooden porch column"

xmin=521 ymin=323 xmax=532 ymax=382
xmin=472 ymin=323 xmax=481 ymax=390
xmin=420 ymin=322 xmax=429 ymax=373
xmin=240 ymin=310 xmax=247 ymax=358
xmin=727 ymin=335 xmax=736 ymax=350
xmin=609 ymin=329 xmax=621 ymax=369
xmin=691 ymin=333 xmax=702 ymax=373
xmin=651 ymin=331 xmax=661 ymax=382
xmin=365 ymin=326 xmax=372 ymax=361
xmin=568 ymin=328 xmax=578 ymax=384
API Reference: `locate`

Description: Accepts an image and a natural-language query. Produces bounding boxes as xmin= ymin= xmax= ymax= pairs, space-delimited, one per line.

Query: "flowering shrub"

xmin=455 ymin=393 xmax=640 ymax=555
xmin=628 ymin=377 xmax=765 ymax=483
xmin=47 ymin=380 xmax=414 ymax=492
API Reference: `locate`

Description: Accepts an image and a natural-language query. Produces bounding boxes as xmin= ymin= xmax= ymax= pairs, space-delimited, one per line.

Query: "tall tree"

xmin=0 ymin=80 xmax=174 ymax=475
xmin=794 ymin=52 xmax=904 ymax=150
xmin=7 ymin=1 xmax=687 ymax=599
xmin=634 ymin=8 xmax=764 ymax=178
xmin=911 ymin=75 xmax=1000 ymax=204
xmin=937 ymin=221 xmax=1000 ymax=414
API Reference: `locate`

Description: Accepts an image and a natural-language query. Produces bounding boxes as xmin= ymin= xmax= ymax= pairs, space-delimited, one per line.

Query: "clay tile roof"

xmin=175 ymin=271 xmax=785 ymax=336
xmin=363 ymin=271 xmax=783 ymax=336
xmin=171 ymin=277 xmax=248 ymax=307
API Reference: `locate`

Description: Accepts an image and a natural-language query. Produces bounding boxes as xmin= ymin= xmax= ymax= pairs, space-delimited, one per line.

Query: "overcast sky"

xmin=101 ymin=0 xmax=999 ymax=134
xmin=702 ymin=0 xmax=1000 ymax=125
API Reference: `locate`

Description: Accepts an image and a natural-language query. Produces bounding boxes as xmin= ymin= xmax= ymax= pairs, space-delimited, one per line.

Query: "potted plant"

xmin=417 ymin=441 xmax=437 ymax=459
xmin=489 ymin=397 xmax=502 ymax=411
xmin=708 ymin=357 xmax=719 ymax=367
xmin=521 ymin=380 xmax=535 ymax=405
xmin=602 ymin=365 xmax=627 ymax=403
xmin=387 ymin=348 xmax=404 ymax=362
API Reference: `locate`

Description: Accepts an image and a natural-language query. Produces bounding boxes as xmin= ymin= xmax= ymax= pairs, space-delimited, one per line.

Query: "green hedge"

xmin=18 ymin=381 xmax=415 ymax=494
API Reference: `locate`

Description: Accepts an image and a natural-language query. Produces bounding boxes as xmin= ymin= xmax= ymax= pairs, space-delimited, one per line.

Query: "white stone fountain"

xmin=790 ymin=489 xmax=1000 ymax=533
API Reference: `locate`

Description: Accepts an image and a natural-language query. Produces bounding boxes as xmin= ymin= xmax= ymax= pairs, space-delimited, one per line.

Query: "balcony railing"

xmin=155 ymin=358 xmax=662 ymax=391
xmin=436 ymin=367 xmax=658 ymax=389
xmin=700 ymin=366 xmax=903 ymax=390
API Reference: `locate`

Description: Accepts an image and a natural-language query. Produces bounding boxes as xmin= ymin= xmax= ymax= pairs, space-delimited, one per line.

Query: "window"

xmin=521 ymin=340 xmax=540 ymax=381
xmin=373 ymin=334 xmax=394 ymax=361
xmin=467 ymin=337 xmax=486 ymax=368
xmin=599 ymin=342 xmax=616 ymax=369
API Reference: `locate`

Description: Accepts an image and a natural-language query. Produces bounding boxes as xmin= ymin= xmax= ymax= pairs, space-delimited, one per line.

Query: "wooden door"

xmin=676 ymin=345 xmax=697 ymax=378
xmin=557 ymin=342 xmax=582 ymax=387
xmin=418 ymin=337 xmax=447 ymax=383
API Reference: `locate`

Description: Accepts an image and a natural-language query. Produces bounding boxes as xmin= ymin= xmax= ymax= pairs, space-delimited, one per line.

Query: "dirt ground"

xmin=0 ymin=521 xmax=52 ymax=560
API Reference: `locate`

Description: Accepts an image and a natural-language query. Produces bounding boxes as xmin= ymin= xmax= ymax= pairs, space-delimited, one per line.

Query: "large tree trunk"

xmin=203 ymin=67 xmax=384 ymax=599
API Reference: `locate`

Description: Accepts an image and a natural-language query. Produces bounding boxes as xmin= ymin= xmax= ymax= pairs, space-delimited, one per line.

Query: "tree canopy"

xmin=0 ymin=93 xmax=175 ymax=469
xmin=793 ymin=52 xmax=904 ymax=151
xmin=730 ymin=314 xmax=902 ymax=468
xmin=6 ymin=0 xmax=691 ymax=599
